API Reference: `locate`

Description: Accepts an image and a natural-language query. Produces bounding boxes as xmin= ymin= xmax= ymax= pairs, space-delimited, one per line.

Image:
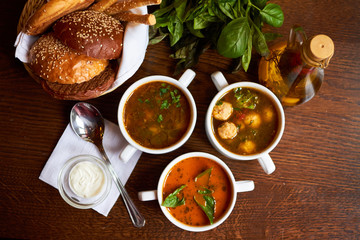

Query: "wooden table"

xmin=1 ymin=0 xmax=359 ymax=239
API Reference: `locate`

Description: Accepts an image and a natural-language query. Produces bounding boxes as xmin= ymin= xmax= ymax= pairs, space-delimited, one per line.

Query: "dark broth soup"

xmin=212 ymin=87 xmax=278 ymax=155
xmin=124 ymin=81 xmax=191 ymax=149
xmin=162 ymin=157 xmax=233 ymax=226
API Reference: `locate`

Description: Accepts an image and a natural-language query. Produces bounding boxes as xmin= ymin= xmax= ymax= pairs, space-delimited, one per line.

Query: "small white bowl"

xmin=58 ymin=155 xmax=112 ymax=209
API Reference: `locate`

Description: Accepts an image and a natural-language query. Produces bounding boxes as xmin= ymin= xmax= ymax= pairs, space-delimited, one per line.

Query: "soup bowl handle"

xmin=120 ymin=144 xmax=138 ymax=163
xmin=211 ymin=71 xmax=229 ymax=91
xmin=257 ymin=154 xmax=276 ymax=174
xmin=138 ymin=190 xmax=157 ymax=201
xmin=234 ymin=180 xmax=255 ymax=193
xmin=178 ymin=69 xmax=196 ymax=88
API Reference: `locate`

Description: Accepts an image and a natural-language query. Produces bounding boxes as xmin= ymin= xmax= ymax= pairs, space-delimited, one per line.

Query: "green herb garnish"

xmin=150 ymin=0 xmax=284 ymax=74
xmin=160 ymin=88 xmax=168 ymax=96
xmin=157 ymin=114 xmax=163 ymax=123
xmin=198 ymin=187 xmax=213 ymax=195
xmin=216 ymin=101 xmax=223 ymax=106
xmin=138 ymin=98 xmax=143 ymax=103
xmin=234 ymin=88 xmax=258 ymax=109
xmin=194 ymin=195 xmax=215 ymax=224
xmin=162 ymin=185 xmax=187 ymax=208
xmin=160 ymin=100 xmax=170 ymax=109
xmin=144 ymin=99 xmax=150 ymax=104
xmin=170 ymin=91 xmax=181 ymax=103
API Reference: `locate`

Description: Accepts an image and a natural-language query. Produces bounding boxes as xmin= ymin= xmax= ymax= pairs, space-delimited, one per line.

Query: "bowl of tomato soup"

xmin=117 ymin=69 xmax=197 ymax=162
xmin=138 ymin=152 xmax=255 ymax=232
xmin=206 ymin=71 xmax=285 ymax=174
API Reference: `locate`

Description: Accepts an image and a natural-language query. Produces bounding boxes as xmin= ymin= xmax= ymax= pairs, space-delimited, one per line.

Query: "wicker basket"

xmin=17 ymin=0 xmax=149 ymax=97
xmin=17 ymin=0 xmax=46 ymax=84
xmin=17 ymin=0 xmax=46 ymax=33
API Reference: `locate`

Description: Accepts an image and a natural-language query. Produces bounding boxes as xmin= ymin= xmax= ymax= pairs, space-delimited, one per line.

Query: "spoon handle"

xmin=98 ymin=144 xmax=146 ymax=228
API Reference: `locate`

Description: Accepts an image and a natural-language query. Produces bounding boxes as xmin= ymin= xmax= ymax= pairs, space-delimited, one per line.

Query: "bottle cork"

xmin=306 ymin=35 xmax=334 ymax=61
xmin=303 ymin=34 xmax=334 ymax=68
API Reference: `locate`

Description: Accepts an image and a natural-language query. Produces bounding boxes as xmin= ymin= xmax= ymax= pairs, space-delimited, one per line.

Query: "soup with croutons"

xmin=211 ymin=87 xmax=278 ymax=155
xmin=123 ymin=81 xmax=191 ymax=149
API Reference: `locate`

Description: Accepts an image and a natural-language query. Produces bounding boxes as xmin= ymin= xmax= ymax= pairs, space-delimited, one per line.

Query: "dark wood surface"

xmin=1 ymin=0 xmax=359 ymax=239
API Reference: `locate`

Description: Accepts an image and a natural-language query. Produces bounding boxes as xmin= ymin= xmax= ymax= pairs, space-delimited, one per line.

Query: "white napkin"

xmin=39 ymin=119 xmax=142 ymax=217
xmin=14 ymin=7 xmax=149 ymax=93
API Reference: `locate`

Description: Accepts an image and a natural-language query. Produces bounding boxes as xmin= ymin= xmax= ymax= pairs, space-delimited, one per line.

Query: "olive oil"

xmin=259 ymin=26 xmax=334 ymax=106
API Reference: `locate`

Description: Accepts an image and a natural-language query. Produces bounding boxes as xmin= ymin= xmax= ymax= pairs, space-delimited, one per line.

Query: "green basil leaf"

xmin=186 ymin=21 xmax=205 ymax=38
xmin=241 ymin=26 xmax=253 ymax=72
xmin=162 ymin=185 xmax=187 ymax=208
xmin=149 ymin=27 xmax=169 ymax=45
xmin=153 ymin=3 xmax=174 ymax=18
xmin=260 ymin=3 xmax=284 ymax=27
xmin=218 ymin=2 xmax=236 ymax=20
xmin=217 ymin=17 xmax=250 ymax=58
xmin=186 ymin=3 xmax=207 ymax=21
xmin=252 ymin=0 xmax=267 ymax=10
xmin=210 ymin=3 xmax=228 ymax=22
xmin=198 ymin=187 xmax=213 ymax=194
xmin=195 ymin=168 xmax=212 ymax=181
xmin=174 ymin=0 xmax=187 ymax=22
xmin=252 ymin=24 xmax=269 ymax=56
xmin=169 ymin=17 xmax=184 ymax=46
xmin=194 ymin=195 xmax=215 ymax=224
xmin=194 ymin=13 xmax=218 ymax=30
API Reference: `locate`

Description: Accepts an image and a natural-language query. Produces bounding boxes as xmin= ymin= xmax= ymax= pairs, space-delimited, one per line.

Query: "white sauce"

xmin=69 ymin=161 xmax=105 ymax=198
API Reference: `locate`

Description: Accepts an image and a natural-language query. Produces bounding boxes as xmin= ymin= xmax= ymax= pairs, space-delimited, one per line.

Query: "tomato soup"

xmin=162 ymin=157 xmax=233 ymax=226
xmin=123 ymin=81 xmax=191 ymax=149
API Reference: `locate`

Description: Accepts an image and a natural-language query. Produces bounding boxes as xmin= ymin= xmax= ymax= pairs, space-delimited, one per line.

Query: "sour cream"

xmin=69 ymin=161 xmax=105 ymax=198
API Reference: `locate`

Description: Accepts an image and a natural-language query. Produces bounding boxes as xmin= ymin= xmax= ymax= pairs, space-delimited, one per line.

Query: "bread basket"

xmin=16 ymin=0 xmax=149 ymax=98
xmin=17 ymin=0 xmax=46 ymax=84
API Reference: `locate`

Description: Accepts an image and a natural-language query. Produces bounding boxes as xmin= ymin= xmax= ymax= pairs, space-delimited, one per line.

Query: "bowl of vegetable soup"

xmin=117 ymin=69 xmax=197 ymax=162
xmin=205 ymin=71 xmax=285 ymax=174
xmin=138 ymin=152 xmax=255 ymax=232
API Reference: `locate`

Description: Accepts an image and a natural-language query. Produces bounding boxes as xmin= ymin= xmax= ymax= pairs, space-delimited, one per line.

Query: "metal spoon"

xmin=70 ymin=102 xmax=145 ymax=228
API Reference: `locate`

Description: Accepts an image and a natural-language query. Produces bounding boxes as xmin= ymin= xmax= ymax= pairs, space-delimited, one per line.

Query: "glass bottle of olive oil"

xmin=258 ymin=26 xmax=334 ymax=106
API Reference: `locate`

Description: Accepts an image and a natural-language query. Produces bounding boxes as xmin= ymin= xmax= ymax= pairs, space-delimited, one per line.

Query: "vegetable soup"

xmin=212 ymin=87 xmax=278 ymax=155
xmin=123 ymin=81 xmax=191 ymax=149
xmin=162 ymin=157 xmax=233 ymax=226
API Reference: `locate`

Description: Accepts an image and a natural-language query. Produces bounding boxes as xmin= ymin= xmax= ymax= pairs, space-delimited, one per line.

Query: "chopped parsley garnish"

xmin=160 ymin=100 xmax=170 ymax=109
xmin=233 ymin=88 xmax=258 ymax=109
xmin=157 ymin=114 xmax=163 ymax=123
xmin=159 ymin=88 xmax=168 ymax=96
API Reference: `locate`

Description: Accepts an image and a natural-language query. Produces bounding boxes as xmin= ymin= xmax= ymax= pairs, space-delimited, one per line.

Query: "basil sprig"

xmin=194 ymin=195 xmax=215 ymax=224
xmin=150 ymin=0 xmax=284 ymax=73
xmin=162 ymin=185 xmax=187 ymax=208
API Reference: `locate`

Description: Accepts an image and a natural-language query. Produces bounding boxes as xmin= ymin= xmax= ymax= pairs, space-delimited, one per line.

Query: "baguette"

xmin=113 ymin=11 xmax=156 ymax=25
xmin=24 ymin=0 xmax=94 ymax=35
xmin=89 ymin=0 xmax=118 ymax=11
xmin=105 ymin=0 xmax=161 ymax=15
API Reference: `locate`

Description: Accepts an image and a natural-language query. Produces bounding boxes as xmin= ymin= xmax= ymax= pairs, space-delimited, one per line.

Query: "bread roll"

xmin=53 ymin=10 xmax=124 ymax=59
xmin=29 ymin=33 xmax=108 ymax=84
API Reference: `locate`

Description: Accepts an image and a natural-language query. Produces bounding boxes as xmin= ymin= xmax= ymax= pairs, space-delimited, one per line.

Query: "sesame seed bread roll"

xmin=24 ymin=0 xmax=94 ymax=35
xmin=53 ymin=10 xmax=124 ymax=60
xmin=29 ymin=33 xmax=108 ymax=84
